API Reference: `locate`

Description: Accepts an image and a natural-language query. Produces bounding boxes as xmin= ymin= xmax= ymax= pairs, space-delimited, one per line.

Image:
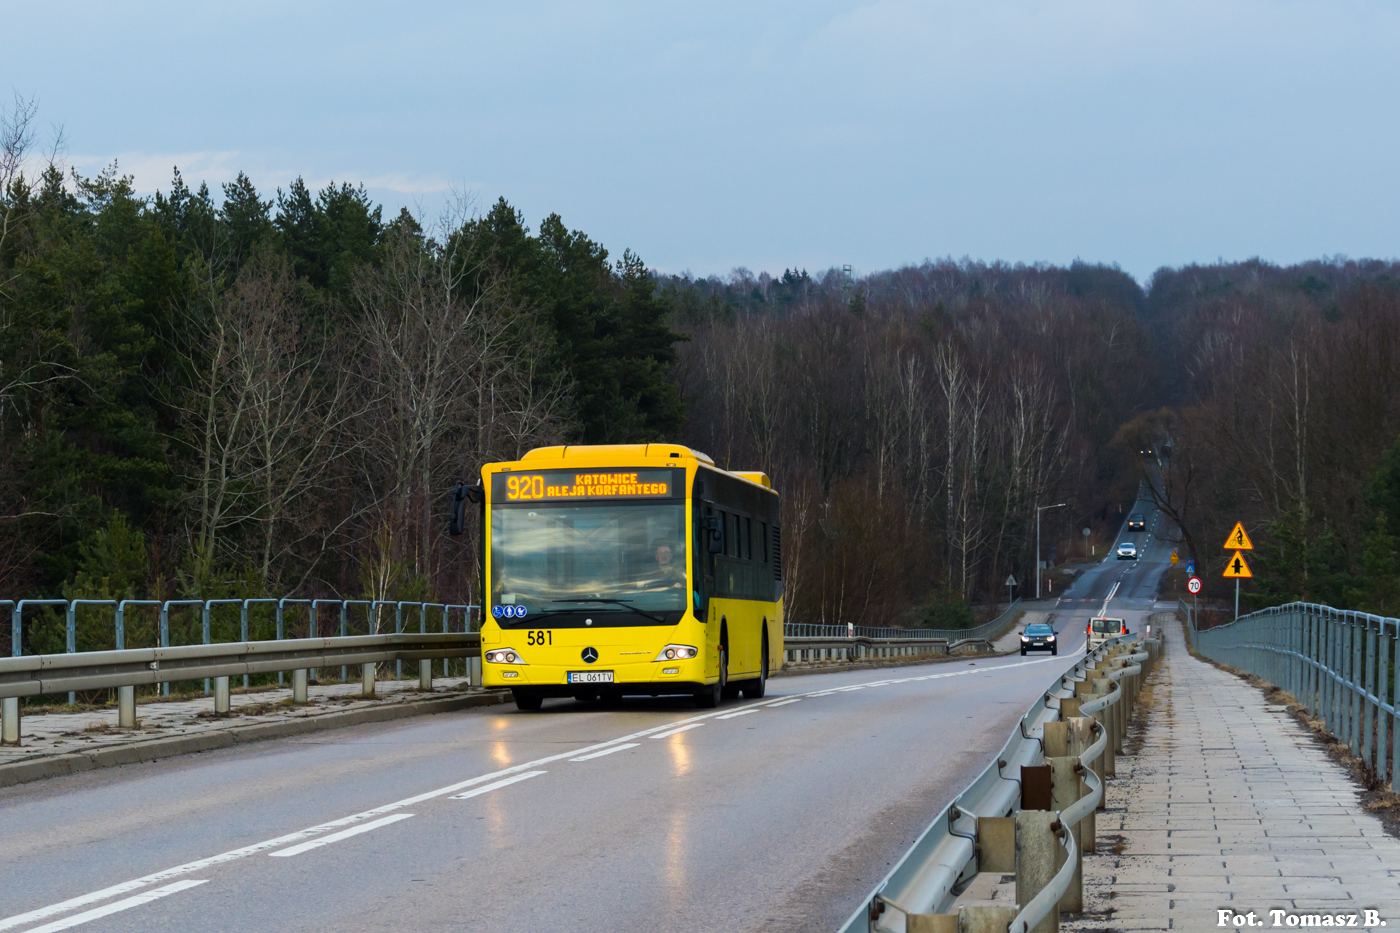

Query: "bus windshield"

xmin=490 ymin=502 xmax=687 ymax=626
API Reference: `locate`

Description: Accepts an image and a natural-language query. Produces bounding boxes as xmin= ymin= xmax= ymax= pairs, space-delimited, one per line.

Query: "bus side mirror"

xmin=705 ymin=516 xmax=723 ymax=554
xmin=449 ymin=483 xmax=484 ymax=536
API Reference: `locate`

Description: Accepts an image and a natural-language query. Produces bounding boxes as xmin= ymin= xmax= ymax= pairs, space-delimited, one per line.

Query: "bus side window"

xmin=760 ymin=522 xmax=768 ymax=563
xmin=744 ymin=517 xmax=752 ymax=561
xmin=727 ymin=513 xmax=738 ymax=558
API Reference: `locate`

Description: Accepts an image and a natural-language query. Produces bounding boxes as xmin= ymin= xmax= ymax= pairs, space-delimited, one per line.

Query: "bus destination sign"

xmin=494 ymin=469 xmax=676 ymax=502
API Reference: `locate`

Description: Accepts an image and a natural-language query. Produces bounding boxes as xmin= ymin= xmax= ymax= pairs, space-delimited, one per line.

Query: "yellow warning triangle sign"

xmin=1223 ymin=522 xmax=1254 ymax=551
xmin=1222 ymin=550 xmax=1253 ymax=579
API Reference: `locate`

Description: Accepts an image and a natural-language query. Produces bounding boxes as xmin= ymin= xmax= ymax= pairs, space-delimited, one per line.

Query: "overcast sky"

xmin=3 ymin=0 xmax=1397 ymax=281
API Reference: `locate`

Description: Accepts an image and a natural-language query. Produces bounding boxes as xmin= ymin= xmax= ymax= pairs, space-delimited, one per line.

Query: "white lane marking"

xmin=651 ymin=723 xmax=705 ymax=738
xmin=448 ymin=771 xmax=548 ymax=800
xmin=23 ymin=880 xmax=208 ymax=933
xmin=269 ymin=813 xmax=416 ymax=858
xmin=767 ymin=698 xmax=802 ymax=707
xmin=569 ymin=743 xmax=640 ymax=762
xmin=1 ymin=651 xmax=1074 ymax=930
xmin=714 ymin=708 xmax=759 ymax=720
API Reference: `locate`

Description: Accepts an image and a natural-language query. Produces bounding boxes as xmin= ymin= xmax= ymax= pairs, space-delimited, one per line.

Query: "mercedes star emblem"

xmin=581 ymin=647 xmax=599 ymax=664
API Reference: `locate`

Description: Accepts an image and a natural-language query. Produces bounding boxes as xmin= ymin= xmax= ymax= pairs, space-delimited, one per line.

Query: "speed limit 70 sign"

xmin=1187 ymin=576 xmax=1202 ymax=594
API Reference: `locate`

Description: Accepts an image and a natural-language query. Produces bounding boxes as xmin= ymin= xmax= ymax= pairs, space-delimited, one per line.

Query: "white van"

xmin=1086 ymin=616 xmax=1127 ymax=651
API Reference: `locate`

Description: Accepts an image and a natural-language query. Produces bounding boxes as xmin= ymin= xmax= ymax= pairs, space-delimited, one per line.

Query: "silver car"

xmin=1116 ymin=541 xmax=1138 ymax=560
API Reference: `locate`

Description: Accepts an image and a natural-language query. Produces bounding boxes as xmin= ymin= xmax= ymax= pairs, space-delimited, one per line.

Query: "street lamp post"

xmin=1036 ymin=503 xmax=1067 ymax=599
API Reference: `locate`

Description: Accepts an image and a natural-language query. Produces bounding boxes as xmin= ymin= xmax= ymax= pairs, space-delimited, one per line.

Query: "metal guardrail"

xmin=839 ymin=633 xmax=1160 ymax=933
xmin=9 ymin=598 xmax=481 ymax=658
xmin=5 ymin=597 xmax=481 ymax=703
xmin=783 ymin=636 xmax=951 ymax=666
xmin=0 ymin=632 xmax=482 ymax=744
xmin=1176 ymin=597 xmax=1193 ymax=632
xmin=1193 ymin=601 xmax=1400 ymax=793
xmin=785 ymin=599 xmax=1023 ymax=643
xmin=0 ymin=633 xmax=480 ymax=699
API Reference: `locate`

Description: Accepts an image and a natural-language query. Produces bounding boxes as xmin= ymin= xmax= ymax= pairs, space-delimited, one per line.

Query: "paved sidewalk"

xmin=1065 ymin=614 xmax=1400 ymax=932
xmin=0 ymin=674 xmax=488 ymax=770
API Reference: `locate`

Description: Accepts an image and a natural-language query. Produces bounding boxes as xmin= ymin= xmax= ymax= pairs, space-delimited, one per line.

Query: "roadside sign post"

xmin=1221 ymin=523 xmax=1254 ymax=620
xmin=1082 ymin=526 xmax=1091 ymax=558
xmin=1006 ymin=574 xmax=1017 ymax=606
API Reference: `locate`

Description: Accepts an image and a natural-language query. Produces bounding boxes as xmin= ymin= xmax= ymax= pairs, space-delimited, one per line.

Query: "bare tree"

xmin=352 ymin=218 xmax=568 ymax=602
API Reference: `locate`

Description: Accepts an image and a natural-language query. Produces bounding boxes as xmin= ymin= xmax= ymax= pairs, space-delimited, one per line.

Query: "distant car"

xmin=1020 ymin=623 xmax=1058 ymax=656
xmin=1116 ymin=541 xmax=1138 ymax=560
xmin=1086 ymin=617 xmax=1128 ymax=651
xmin=1127 ymin=513 xmax=1145 ymax=531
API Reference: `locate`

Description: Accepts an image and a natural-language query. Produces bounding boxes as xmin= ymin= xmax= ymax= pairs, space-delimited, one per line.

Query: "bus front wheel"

xmin=695 ymin=644 xmax=727 ymax=708
xmin=513 ymin=689 xmax=543 ymax=711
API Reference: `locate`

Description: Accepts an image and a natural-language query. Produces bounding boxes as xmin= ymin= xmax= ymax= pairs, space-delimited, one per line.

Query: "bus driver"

xmin=648 ymin=541 xmax=685 ymax=589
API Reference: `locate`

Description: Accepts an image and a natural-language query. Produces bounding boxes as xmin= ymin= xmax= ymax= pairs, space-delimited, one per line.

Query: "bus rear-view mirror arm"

xmin=705 ymin=516 xmax=724 ymax=554
xmin=449 ymin=482 xmax=484 ymax=536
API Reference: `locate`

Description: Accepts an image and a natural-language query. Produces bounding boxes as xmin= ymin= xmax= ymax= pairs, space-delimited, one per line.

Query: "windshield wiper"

xmin=551 ymin=598 xmax=669 ymax=623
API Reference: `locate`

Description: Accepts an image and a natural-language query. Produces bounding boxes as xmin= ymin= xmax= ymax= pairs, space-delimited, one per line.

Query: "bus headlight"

xmin=655 ymin=644 xmax=698 ymax=662
xmin=484 ymin=649 xmax=526 ymax=664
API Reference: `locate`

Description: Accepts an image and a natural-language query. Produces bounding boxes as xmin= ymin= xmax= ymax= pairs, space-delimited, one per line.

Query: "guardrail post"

xmin=362 ymin=662 xmax=376 ymax=696
xmin=1050 ymin=756 xmax=1085 ymax=912
xmin=292 ymin=668 xmax=308 ymax=703
xmin=1016 ymin=810 xmax=1062 ymax=933
xmin=905 ymin=913 xmax=958 ymax=933
xmin=1067 ymin=717 xmax=1096 ymax=851
xmin=469 ymin=655 xmax=481 ymax=688
xmin=977 ymin=815 xmax=1015 ymax=871
xmin=214 ymin=676 xmax=230 ymax=715
xmin=954 ymin=907 xmax=1020 ymax=933
xmin=419 ymin=659 xmax=432 ymax=691
xmin=118 ymin=686 xmax=136 ymax=727
xmin=1100 ymin=684 xmax=1117 ymax=779
xmin=1077 ymin=677 xmax=1113 ymax=779
xmin=1 ymin=697 xmax=19 ymax=745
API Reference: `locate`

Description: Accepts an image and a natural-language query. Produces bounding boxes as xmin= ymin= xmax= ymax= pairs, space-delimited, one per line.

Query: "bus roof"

xmin=520 ymin=444 xmax=714 ymax=465
xmin=511 ymin=444 xmax=774 ymax=492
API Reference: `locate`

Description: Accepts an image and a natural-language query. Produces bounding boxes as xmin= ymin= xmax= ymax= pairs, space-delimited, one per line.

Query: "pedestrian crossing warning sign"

xmin=1224 ymin=522 xmax=1254 ymax=551
xmin=1223 ymin=550 xmax=1253 ymax=579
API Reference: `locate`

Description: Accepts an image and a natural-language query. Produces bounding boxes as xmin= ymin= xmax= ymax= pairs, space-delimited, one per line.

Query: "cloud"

xmin=66 ymin=150 xmax=453 ymax=200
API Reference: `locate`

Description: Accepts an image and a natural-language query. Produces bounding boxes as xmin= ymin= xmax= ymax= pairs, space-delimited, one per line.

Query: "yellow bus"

xmin=460 ymin=444 xmax=783 ymax=711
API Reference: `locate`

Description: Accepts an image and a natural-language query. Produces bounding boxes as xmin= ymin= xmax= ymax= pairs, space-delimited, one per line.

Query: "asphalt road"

xmin=0 ymin=504 xmax=1174 ymax=933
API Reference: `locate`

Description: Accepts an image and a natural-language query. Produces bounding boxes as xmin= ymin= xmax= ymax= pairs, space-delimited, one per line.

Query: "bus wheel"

xmin=513 ymin=689 xmax=543 ymax=711
xmin=695 ymin=644 xmax=727 ymax=708
xmin=719 ymin=642 xmax=740 ymax=699
xmin=694 ymin=681 xmax=720 ymax=708
xmin=742 ymin=635 xmax=768 ymax=699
